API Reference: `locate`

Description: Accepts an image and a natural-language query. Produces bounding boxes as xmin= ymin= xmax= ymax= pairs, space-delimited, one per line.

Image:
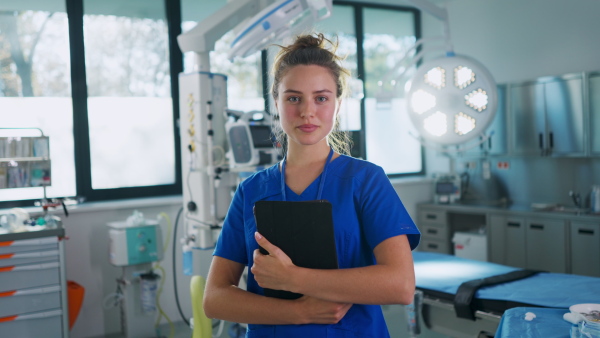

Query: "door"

xmin=510 ymin=82 xmax=545 ymax=155
xmin=526 ymin=218 xmax=567 ymax=273
xmin=590 ymin=73 xmax=600 ymax=155
xmin=544 ymin=75 xmax=585 ymax=156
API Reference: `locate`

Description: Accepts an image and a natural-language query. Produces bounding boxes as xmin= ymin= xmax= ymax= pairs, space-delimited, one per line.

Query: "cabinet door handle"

xmin=507 ymin=222 xmax=521 ymax=228
xmin=549 ymin=132 xmax=554 ymax=149
xmin=427 ymin=228 xmax=438 ymax=235
xmin=426 ymin=214 xmax=437 ymax=220
xmin=488 ymin=137 xmax=492 ymax=150
xmin=538 ymin=133 xmax=544 ymax=149
xmin=578 ymin=229 xmax=594 ymax=235
xmin=530 ymin=224 xmax=544 ymax=230
xmin=427 ymin=243 xmax=439 ymax=249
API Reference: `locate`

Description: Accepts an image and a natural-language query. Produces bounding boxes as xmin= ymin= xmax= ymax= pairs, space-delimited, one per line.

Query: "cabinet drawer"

xmin=418 ymin=239 xmax=450 ymax=254
xmin=0 ymin=262 xmax=60 ymax=292
xmin=0 ymin=250 xmax=60 ymax=268
xmin=0 ymin=237 xmax=58 ymax=255
xmin=418 ymin=209 xmax=446 ymax=226
xmin=0 ymin=285 xmax=61 ymax=317
xmin=420 ymin=224 xmax=448 ymax=241
xmin=0 ymin=309 xmax=63 ymax=338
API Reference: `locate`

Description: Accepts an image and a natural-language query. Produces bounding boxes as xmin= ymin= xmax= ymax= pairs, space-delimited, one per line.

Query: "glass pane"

xmin=318 ymin=5 xmax=361 ymax=132
xmin=83 ymin=0 xmax=175 ymax=189
xmin=363 ymin=8 xmax=422 ymax=174
xmin=0 ymin=3 xmax=76 ymax=203
xmin=181 ymin=22 xmax=265 ymax=112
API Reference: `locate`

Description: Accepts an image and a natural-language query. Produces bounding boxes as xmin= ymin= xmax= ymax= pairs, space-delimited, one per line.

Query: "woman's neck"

xmin=285 ymin=141 xmax=331 ymax=167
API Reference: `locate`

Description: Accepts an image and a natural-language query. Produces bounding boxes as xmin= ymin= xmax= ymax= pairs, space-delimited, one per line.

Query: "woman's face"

xmin=275 ymin=64 xmax=339 ymax=149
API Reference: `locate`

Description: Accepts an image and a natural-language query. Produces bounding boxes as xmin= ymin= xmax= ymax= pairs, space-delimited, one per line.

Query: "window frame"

xmin=0 ymin=0 xmax=183 ymax=209
xmin=0 ymin=0 xmax=422 ymax=209
xmin=328 ymin=1 xmax=425 ymax=178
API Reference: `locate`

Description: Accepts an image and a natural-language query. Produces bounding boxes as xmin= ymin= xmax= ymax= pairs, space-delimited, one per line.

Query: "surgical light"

xmin=411 ymin=89 xmax=437 ymax=114
xmin=425 ymin=67 xmax=445 ymax=89
xmin=455 ymin=112 xmax=476 ymax=135
xmin=406 ymin=54 xmax=497 ymax=145
xmin=454 ymin=66 xmax=475 ymax=89
xmin=465 ymin=88 xmax=489 ymax=112
xmin=424 ymin=111 xmax=447 ymax=137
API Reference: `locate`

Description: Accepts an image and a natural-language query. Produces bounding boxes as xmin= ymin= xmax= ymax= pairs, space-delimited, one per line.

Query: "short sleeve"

xmin=358 ymin=165 xmax=421 ymax=250
xmin=213 ymin=184 xmax=248 ymax=265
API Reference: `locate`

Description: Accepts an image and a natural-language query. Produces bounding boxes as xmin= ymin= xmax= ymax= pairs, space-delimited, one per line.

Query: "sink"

xmin=546 ymin=206 xmax=590 ymax=215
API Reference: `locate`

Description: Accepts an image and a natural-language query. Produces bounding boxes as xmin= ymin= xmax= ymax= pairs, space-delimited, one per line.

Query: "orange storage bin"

xmin=67 ymin=280 xmax=84 ymax=330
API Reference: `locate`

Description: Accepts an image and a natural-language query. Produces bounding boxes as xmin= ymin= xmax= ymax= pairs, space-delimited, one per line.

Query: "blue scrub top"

xmin=214 ymin=155 xmax=421 ymax=337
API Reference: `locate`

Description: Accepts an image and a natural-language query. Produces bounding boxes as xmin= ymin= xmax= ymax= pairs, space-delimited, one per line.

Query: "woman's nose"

xmin=300 ymin=101 xmax=316 ymax=118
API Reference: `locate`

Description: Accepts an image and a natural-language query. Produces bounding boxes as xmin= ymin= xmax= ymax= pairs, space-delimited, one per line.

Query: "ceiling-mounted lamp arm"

xmin=407 ymin=0 xmax=454 ymax=55
xmin=177 ymin=0 xmax=277 ymax=71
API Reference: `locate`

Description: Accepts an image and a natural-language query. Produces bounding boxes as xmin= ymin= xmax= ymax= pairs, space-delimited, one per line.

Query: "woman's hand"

xmin=251 ymin=232 xmax=296 ymax=292
xmin=294 ymin=295 xmax=352 ymax=324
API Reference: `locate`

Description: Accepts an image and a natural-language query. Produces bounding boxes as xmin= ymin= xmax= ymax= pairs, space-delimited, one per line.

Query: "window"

xmin=0 ymin=3 xmax=76 ymax=204
xmin=318 ymin=2 xmax=423 ymax=176
xmin=0 ymin=0 xmax=182 ymax=207
xmin=83 ymin=0 xmax=175 ymax=190
xmin=363 ymin=6 xmax=423 ymax=175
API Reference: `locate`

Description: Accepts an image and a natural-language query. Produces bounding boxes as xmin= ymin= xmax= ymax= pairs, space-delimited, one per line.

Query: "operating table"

xmin=412 ymin=252 xmax=600 ymax=338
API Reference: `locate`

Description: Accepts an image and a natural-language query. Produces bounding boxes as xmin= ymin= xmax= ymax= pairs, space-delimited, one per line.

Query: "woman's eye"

xmin=287 ymin=96 xmax=300 ymax=103
xmin=316 ymin=96 xmax=328 ymax=103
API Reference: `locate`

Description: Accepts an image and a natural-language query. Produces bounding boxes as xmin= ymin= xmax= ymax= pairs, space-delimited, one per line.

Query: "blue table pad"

xmin=413 ymin=252 xmax=600 ymax=309
xmin=495 ymin=307 xmax=573 ymax=338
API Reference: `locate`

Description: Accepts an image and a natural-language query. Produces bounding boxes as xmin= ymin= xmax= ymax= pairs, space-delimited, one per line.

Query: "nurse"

xmin=203 ymin=32 xmax=421 ymax=337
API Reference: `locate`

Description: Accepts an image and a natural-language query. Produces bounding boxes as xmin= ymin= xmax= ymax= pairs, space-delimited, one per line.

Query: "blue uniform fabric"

xmin=213 ymin=155 xmax=421 ymax=337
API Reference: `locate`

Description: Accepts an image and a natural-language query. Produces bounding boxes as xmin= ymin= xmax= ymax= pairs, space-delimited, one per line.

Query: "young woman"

xmin=203 ymin=33 xmax=421 ymax=337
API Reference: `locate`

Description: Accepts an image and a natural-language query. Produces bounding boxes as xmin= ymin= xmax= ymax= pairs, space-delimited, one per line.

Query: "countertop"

xmin=418 ymin=201 xmax=600 ymax=221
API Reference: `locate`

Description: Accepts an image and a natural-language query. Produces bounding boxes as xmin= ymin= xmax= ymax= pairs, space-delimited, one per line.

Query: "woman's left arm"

xmin=253 ymin=232 xmax=416 ymax=305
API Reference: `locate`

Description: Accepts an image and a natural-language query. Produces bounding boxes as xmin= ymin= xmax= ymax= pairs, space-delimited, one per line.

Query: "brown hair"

xmin=271 ymin=33 xmax=353 ymax=156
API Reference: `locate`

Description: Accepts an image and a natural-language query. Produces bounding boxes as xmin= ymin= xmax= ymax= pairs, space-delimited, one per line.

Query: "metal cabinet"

xmin=510 ymin=73 xmax=585 ymax=157
xmin=488 ymin=214 xmax=526 ymax=268
xmin=463 ymin=85 xmax=508 ymax=157
xmin=589 ymin=73 xmax=600 ymax=156
xmin=570 ymin=221 xmax=600 ymax=277
xmin=526 ymin=217 xmax=568 ymax=273
xmin=417 ymin=207 xmax=450 ymax=254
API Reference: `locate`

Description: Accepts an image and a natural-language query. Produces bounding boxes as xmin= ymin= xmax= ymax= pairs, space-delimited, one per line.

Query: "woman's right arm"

xmin=203 ymin=256 xmax=351 ymax=325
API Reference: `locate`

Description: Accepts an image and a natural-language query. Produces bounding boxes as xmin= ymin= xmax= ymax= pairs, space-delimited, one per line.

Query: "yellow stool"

xmin=190 ymin=275 xmax=212 ymax=338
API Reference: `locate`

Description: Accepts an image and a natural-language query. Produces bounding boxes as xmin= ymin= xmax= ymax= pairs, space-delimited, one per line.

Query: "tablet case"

xmin=253 ymin=200 xmax=339 ymax=300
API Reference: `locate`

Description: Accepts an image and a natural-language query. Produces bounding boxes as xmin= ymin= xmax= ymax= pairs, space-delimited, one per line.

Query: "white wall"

xmin=59 ymin=196 xmax=217 ymax=338
xmin=422 ymin=0 xmax=600 ymax=83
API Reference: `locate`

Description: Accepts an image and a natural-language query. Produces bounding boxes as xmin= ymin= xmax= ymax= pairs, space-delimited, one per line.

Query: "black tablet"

xmin=253 ymin=200 xmax=339 ymax=299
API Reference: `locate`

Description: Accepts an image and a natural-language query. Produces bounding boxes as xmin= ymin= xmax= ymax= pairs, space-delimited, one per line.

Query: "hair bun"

xmin=290 ymin=34 xmax=324 ymax=50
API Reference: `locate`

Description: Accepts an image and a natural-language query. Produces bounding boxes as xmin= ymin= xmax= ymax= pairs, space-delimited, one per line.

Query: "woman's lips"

xmin=298 ymin=124 xmax=318 ymax=132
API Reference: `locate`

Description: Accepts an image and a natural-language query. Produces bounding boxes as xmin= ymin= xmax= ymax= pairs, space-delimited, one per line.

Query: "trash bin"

xmin=67 ymin=280 xmax=84 ymax=330
xmin=452 ymin=232 xmax=487 ymax=262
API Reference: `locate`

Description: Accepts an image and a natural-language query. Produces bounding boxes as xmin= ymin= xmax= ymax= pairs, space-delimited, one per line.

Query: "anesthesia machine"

xmin=176 ymin=0 xmax=332 ymax=265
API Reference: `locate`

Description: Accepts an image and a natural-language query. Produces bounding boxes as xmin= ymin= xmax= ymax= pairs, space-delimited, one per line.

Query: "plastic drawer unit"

xmin=0 ymin=231 xmax=68 ymax=338
xmin=0 ymin=309 xmax=64 ymax=337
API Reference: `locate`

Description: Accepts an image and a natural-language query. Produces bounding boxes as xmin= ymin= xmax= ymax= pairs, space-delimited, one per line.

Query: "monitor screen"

xmin=436 ymin=182 xmax=456 ymax=194
xmin=250 ymin=125 xmax=273 ymax=148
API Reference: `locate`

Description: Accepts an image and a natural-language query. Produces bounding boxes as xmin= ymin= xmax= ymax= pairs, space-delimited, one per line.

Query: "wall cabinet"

xmin=570 ymin=221 xmax=600 ymax=277
xmin=463 ymin=85 xmax=508 ymax=157
xmin=510 ymin=73 xmax=585 ymax=157
xmin=589 ymin=73 xmax=600 ymax=156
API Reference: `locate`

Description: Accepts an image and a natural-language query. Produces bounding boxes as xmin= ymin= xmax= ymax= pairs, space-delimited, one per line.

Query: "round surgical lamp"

xmin=405 ymin=54 xmax=498 ymax=145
